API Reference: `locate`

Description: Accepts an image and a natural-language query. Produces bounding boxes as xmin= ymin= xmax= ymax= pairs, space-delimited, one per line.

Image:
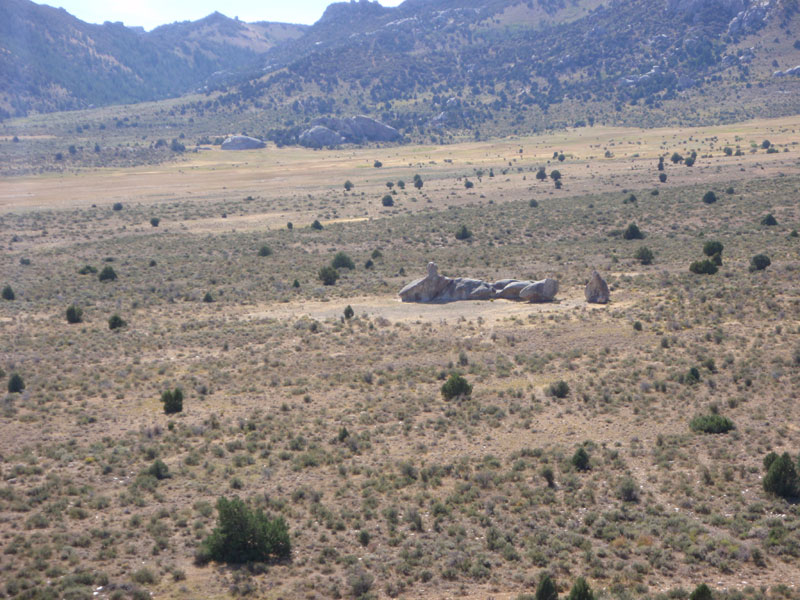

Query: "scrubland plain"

xmin=1 ymin=116 xmax=799 ymax=600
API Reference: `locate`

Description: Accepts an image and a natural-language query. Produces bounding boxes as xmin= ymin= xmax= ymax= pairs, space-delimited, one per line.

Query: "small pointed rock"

xmin=585 ymin=271 xmax=610 ymax=304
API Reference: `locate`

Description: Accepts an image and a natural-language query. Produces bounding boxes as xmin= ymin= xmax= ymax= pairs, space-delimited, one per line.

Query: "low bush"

xmin=568 ymin=576 xmax=594 ymax=600
xmin=441 ymin=374 xmax=472 ymax=400
xmin=549 ymin=380 xmax=569 ymax=398
xmin=381 ymin=194 xmax=394 ymax=207
xmin=455 ymin=225 xmax=472 ymax=240
xmin=108 ymin=314 xmax=126 ymax=330
xmin=66 ymin=305 xmax=83 ymax=324
xmin=702 ymin=191 xmax=717 ymax=204
xmin=690 ymin=414 xmax=735 ymax=434
xmin=763 ymin=453 xmax=798 ymax=499
xmin=331 ymin=252 xmax=355 ymax=270
xmin=750 ymin=254 xmax=771 ymax=271
xmin=535 ymin=572 xmax=558 ymax=600
xmin=635 ymin=246 xmax=653 ymax=265
xmin=1 ymin=285 xmax=14 ymax=300
xmin=161 ymin=388 xmax=183 ymax=414
xmin=8 ymin=373 xmax=25 ymax=393
xmin=258 ymin=245 xmax=273 ymax=257
xmin=689 ymin=260 xmax=718 ymax=275
xmin=761 ymin=214 xmax=778 ymax=226
xmin=98 ymin=266 xmax=117 ymax=282
xmin=571 ymin=447 xmax=590 ymax=471
xmin=319 ymin=266 xmax=339 ymax=286
xmin=618 ymin=477 xmax=639 ymax=502
xmin=623 ymin=223 xmax=644 ymax=240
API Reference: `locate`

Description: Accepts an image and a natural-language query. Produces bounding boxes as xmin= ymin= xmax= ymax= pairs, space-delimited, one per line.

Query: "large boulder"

xmin=221 ymin=135 xmax=265 ymax=150
xmin=519 ymin=279 xmax=559 ymax=303
xmin=298 ymin=126 xmax=345 ymax=148
xmin=399 ymin=263 xmax=558 ymax=303
xmin=585 ymin=271 xmax=610 ymax=304
xmin=399 ymin=262 xmax=450 ymax=302
xmin=309 ymin=115 xmax=401 ymax=143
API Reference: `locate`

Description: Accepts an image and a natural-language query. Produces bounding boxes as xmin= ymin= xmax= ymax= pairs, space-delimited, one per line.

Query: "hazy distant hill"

xmin=2 ymin=0 xmax=799 ymax=139
xmin=201 ymin=0 xmax=800 ymax=143
xmin=0 ymin=0 xmax=306 ymax=118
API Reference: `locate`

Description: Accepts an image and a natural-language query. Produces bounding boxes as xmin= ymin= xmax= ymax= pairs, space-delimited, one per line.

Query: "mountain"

xmin=0 ymin=0 xmax=306 ymax=118
xmin=196 ymin=0 xmax=800 ymax=143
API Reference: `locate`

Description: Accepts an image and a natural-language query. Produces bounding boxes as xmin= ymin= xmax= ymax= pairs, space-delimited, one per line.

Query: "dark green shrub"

xmin=364 ymin=259 xmax=374 ymax=269
xmin=750 ymin=254 xmax=771 ymax=271
xmin=203 ymin=292 xmax=214 ymax=303
xmin=441 ymin=374 xmax=472 ymax=400
xmin=455 ymin=225 xmax=472 ymax=240
xmin=150 ymin=217 xmax=160 ymax=227
xmin=147 ymin=459 xmax=170 ymax=480
xmin=413 ymin=174 xmax=423 ymax=189
xmin=348 ymin=567 xmax=374 ymax=597
xmin=549 ymin=380 xmax=569 ymax=398
xmin=690 ymin=414 xmax=735 ymax=434
xmin=331 ymin=252 xmax=355 ymax=270
xmin=568 ymin=577 xmax=594 ymax=600
xmin=535 ymin=572 xmax=558 ymax=600
xmin=761 ymin=214 xmax=778 ymax=226
xmin=571 ymin=447 xmax=590 ymax=471
xmin=198 ymin=497 xmax=290 ymax=564
xmin=258 ymin=245 xmax=273 ymax=257
xmin=623 ymin=194 xmax=637 ymax=204
xmin=703 ymin=241 xmax=723 ymax=257
xmin=371 ymin=249 xmax=382 ymax=259
xmin=464 ymin=179 xmax=474 ymax=189
xmin=112 ymin=202 xmax=123 ymax=211
xmin=529 ymin=199 xmax=539 ymax=207
xmin=623 ymin=223 xmax=644 ymax=240
xmin=310 ymin=219 xmax=323 ymax=230
xmin=618 ymin=477 xmax=639 ymax=502
xmin=8 ymin=373 xmax=25 ymax=393
xmin=726 ymin=187 xmax=734 ymax=194
xmin=540 ymin=466 xmax=555 ymax=488
xmin=684 ymin=366 xmax=701 ymax=384
xmin=635 ymin=246 xmax=653 ymax=265
xmin=108 ymin=314 xmax=126 ymax=330
xmin=66 ymin=305 xmax=83 ymax=324
xmin=373 ymin=160 xmax=382 ymax=168
xmin=763 ymin=453 xmax=798 ymax=499
xmin=1 ymin=285 xmax=14 ymax=300
xmin=98 ymin=266 xmax=117 ymax=282
xmin=689 ymin=584 xmax=712 ymax=600
xmin=319 ymin=266 xmax=339 ymax=286
xmin=161 ymin=388 xmax=183 ymax=414
xmin=689 ymin=260 xmax=717 ymax=275
xmin=344 ymin=180 xmax=353 ymax=191
xmin=763 ymin=452 xmax=779 ymax=471
xmin=659 ymin=173 xmax=667 ymax=183
xmin=358 ymin=530 xmax=370 ymax=546
xmin=702 ymin=191 xmax=717 ymax=204
xmin=343 ymin=305 xmax=354 ymax=320
xmin=763 ymin=452 xmax=798 ymax=498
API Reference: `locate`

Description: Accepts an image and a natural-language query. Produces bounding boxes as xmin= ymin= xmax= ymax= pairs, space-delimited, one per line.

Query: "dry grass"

xmin=1 ymin=118 xmax=800 ymax=600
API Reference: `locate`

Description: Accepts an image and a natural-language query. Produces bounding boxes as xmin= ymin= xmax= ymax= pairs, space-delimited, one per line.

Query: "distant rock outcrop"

xmin=398 ymin=262 xmax=558 ymax=303
xmin=298 ymin=126 xmax=344 ymax=148
xmin=585 ymin=271 xmax=610 ymax=304
xmin=298 ymin=115 xmax=400 ymax=148
xmin=221 ymin=135 xmax=265 ymax=150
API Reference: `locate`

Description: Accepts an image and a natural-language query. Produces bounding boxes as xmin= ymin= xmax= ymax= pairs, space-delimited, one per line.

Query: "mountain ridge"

xmin=0 ymin=0 xmax=306 ymax=118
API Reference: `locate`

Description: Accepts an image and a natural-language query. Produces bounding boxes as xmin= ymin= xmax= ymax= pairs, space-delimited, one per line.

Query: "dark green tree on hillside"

xmin=197 ymin=497 xmax=290 ymax=565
